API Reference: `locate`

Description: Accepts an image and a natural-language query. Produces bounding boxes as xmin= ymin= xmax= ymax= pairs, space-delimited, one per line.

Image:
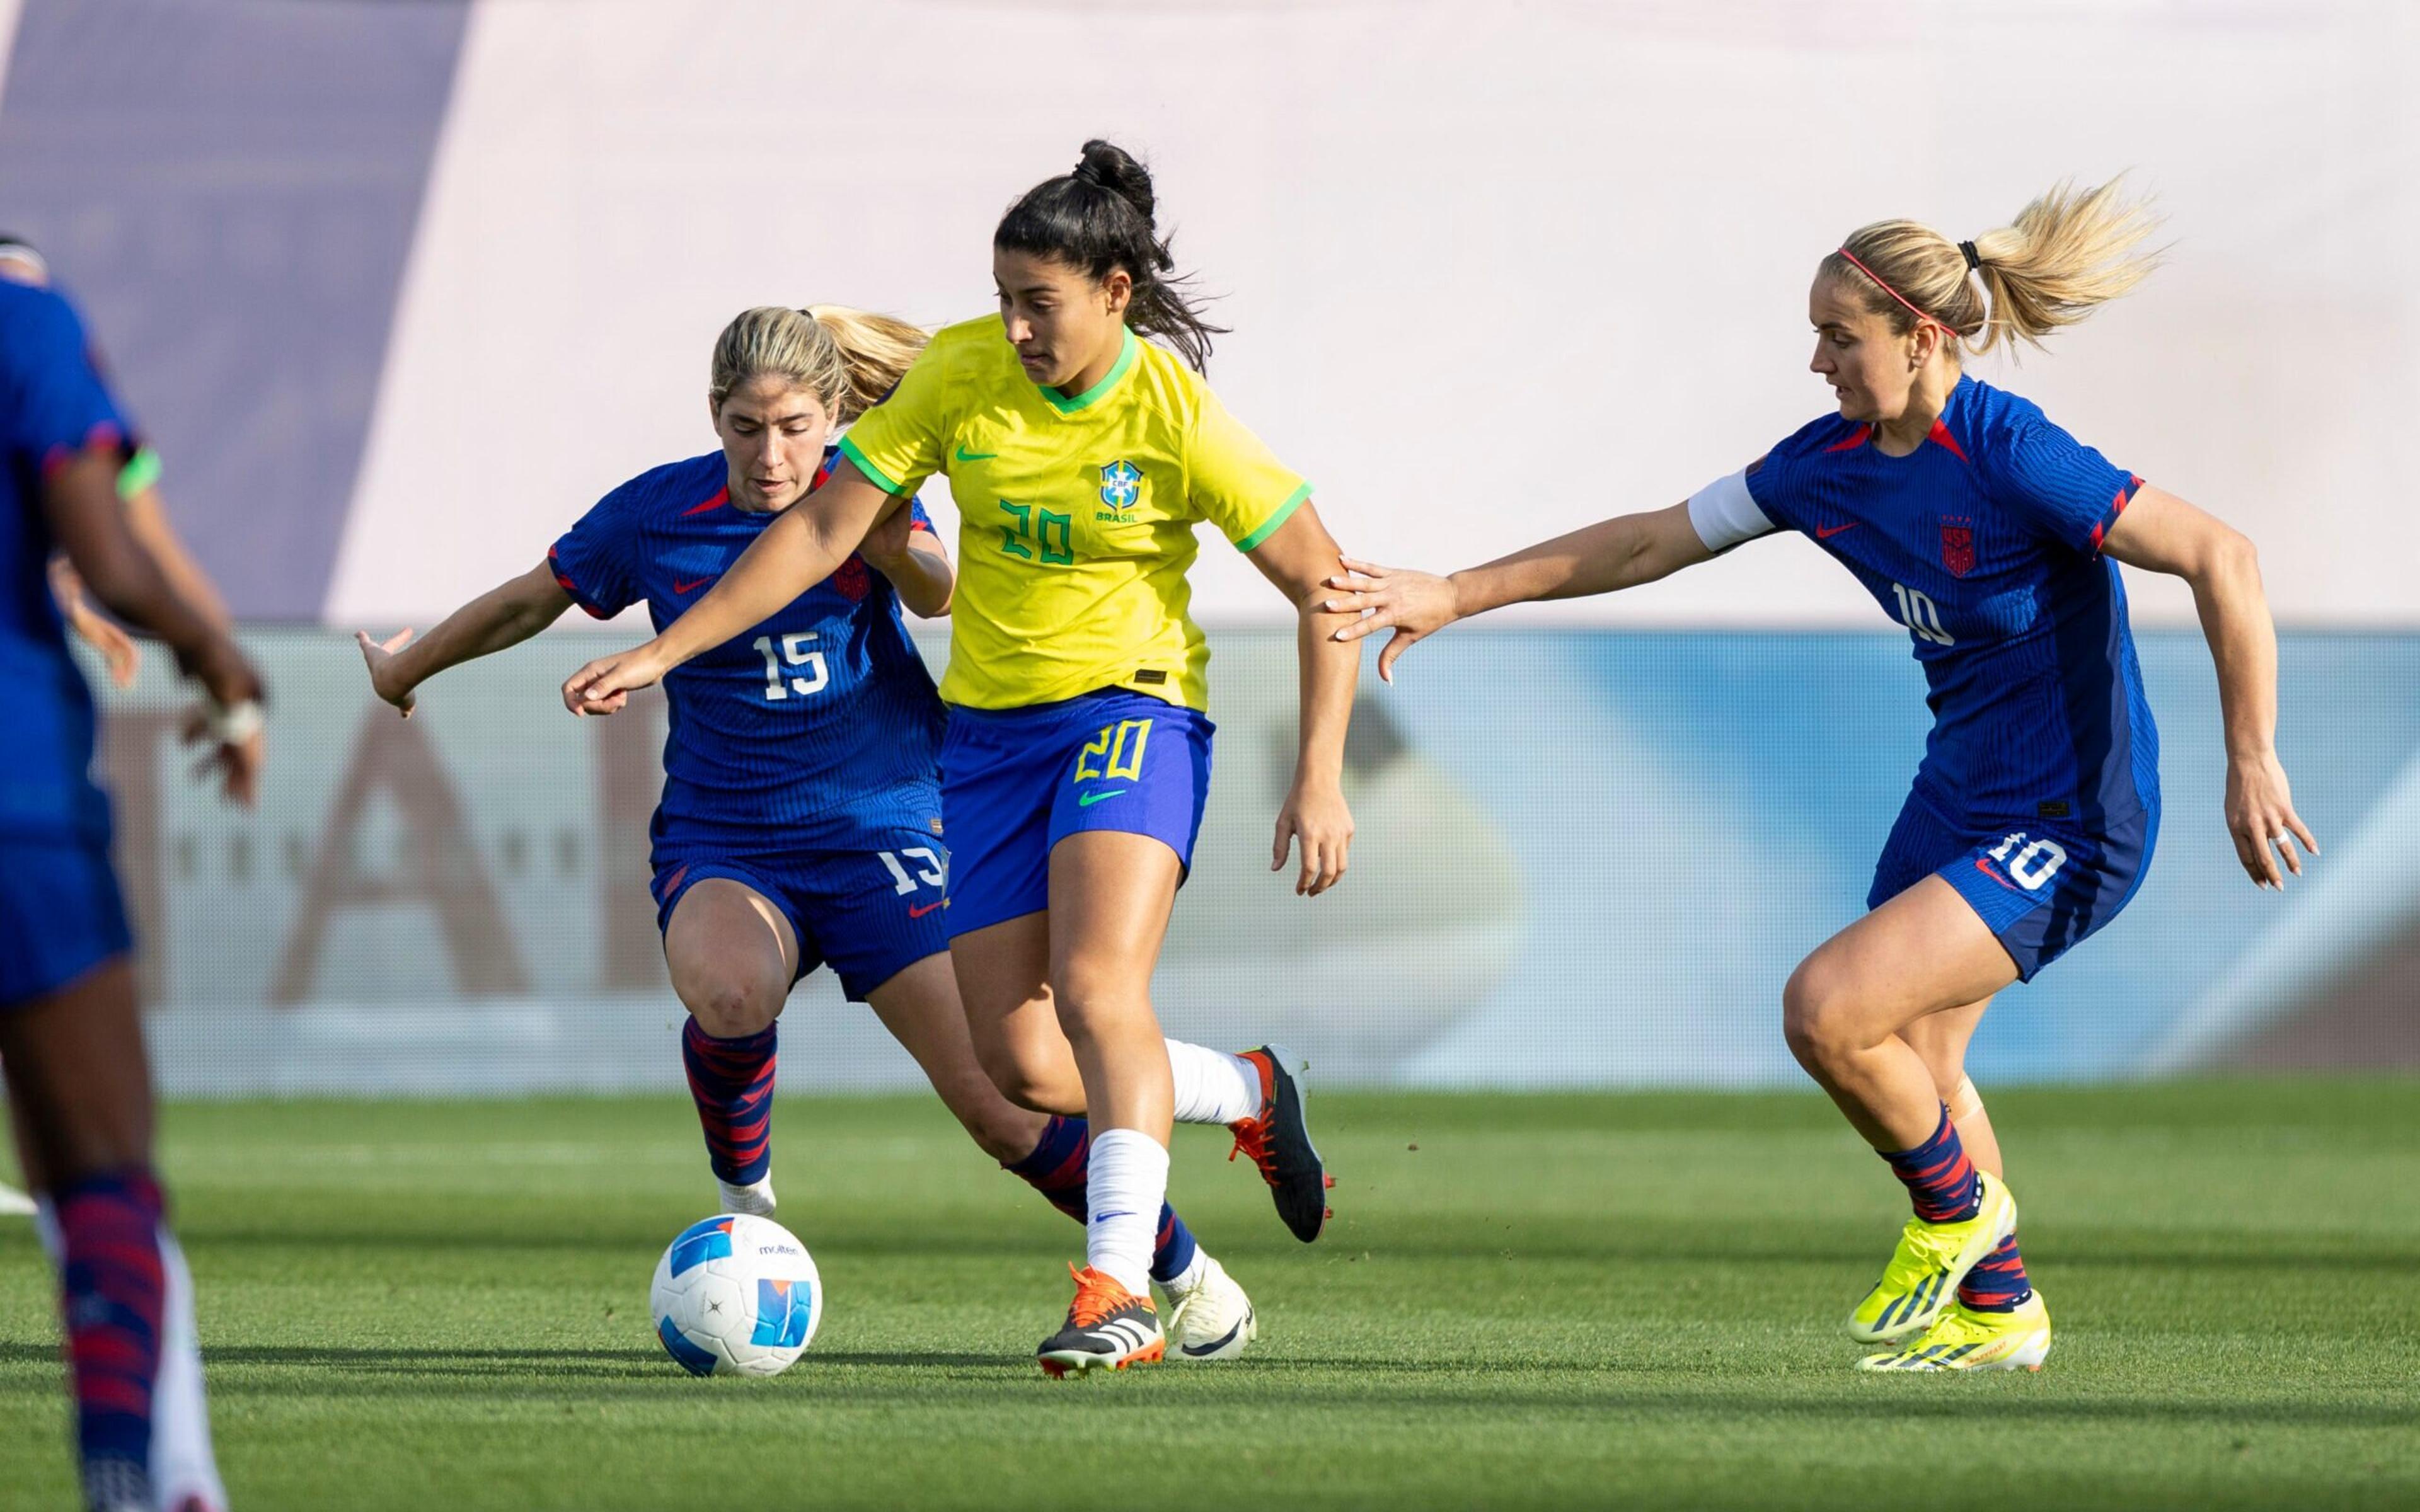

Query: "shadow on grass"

xmin=8 ymin=1343 xmax=2410 ymax=1433
xmin=0 ymin=1343 xmax=1003 ymax=1378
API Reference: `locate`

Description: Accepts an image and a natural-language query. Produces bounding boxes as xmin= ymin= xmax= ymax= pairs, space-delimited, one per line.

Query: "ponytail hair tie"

xmin=1958 ymin=240 xmax=1981 ymax=273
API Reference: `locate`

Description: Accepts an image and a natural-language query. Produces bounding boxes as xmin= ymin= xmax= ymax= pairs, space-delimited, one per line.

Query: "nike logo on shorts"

xmin=908 ymin=900 xmax=945 ymax=918
xmin=1077 ymin=789 xmax=1127 ymax=808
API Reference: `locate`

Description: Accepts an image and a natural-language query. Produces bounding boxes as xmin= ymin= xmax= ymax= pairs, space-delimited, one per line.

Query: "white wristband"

xmin=205 ymin=697 xmax=264 ymax=745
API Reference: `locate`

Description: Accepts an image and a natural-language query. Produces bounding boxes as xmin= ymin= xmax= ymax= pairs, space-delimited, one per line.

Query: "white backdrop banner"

xmin=0 ymin=1 xmax=2411 ymax=629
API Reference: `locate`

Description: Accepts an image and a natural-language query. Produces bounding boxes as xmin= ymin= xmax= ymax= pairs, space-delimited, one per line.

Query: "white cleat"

xmin=0 ymin=1183 xmax=36 ymax=1217
xmin=717 ymin=1175 xmax=776 ymax=1217
xmin=1161 ymin=1255 xmax=1259 ymax=1362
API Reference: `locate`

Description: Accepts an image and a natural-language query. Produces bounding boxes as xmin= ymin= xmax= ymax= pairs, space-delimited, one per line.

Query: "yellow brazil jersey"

xmin=836 ymin=318 xmax=1308 ymax=713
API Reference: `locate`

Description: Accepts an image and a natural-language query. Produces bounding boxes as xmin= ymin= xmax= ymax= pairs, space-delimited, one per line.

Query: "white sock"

xmin=1165 ymin=1041 xmax=1262 ymax=1125
xmin=718 ymin=1175 xmax=777 ymax=1217
xmin=1083 ymin=1128 xmax=1167 ymax=1296
xmin=152 ymin=1226 xmax=227 ymax=1512
xmin=1159 ymin=1247 xmax=1211 ymax=1298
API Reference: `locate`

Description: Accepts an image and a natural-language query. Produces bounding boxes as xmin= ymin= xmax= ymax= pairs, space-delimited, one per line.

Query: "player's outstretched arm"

xmin=1323 ymin=501 xmax=1714 ymax=682
xmin=1247 ymin=500 xmax=1359 ymax=897
xmin=42 ymin=447 xmax=265 ymax=804
xmin=562 ymin=459 xmax=896 ymax=714
xmin=357 ymin=561 xmax=576 ymax=719
xmin=2103 ymin=484 xmax=2317 ymax=889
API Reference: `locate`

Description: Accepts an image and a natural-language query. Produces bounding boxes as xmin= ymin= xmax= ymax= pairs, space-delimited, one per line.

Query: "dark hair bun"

xmin=1073 ymin=139 xmax=1157 ymax=232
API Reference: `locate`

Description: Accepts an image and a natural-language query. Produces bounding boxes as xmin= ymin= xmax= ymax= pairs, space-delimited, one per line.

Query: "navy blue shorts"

xmin=1867 ymin=792 xmax=2158 ymax=982
xmin=650 ymin=823 xmax=951 ymax=1002
xmin=940 ymin=690 xmax=1214 ymax=939
xmin=0 ymin=834 xmax=133 ymax=1006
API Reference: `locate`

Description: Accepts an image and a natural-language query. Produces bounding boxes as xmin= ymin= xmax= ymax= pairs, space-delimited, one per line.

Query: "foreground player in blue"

xmin=3 ymin=275 xmax=263 ymax=1509
xmin=1322 ymin=181 xmax=2317 ymax=1372
xmin=357 ymin=306 xmax=1259 ymax=1359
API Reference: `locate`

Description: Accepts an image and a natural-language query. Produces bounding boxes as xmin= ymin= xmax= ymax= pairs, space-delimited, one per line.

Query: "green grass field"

xmin=3 ymin=1082 xmax=2416 ymax=1510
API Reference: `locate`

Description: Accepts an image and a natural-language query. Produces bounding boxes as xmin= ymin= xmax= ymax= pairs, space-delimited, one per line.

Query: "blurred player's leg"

xmin=2 ymin=959 xmax=224 ymax=1512
xmin=666 ymin=880 xmax=797 ymax=1217
xmin=1783 ymin=878 xmax=2021 ymax=1346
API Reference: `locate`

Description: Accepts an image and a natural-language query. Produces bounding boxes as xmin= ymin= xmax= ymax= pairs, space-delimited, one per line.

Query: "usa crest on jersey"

xmin=1940 ymin=517 xmax=1976 ymax=578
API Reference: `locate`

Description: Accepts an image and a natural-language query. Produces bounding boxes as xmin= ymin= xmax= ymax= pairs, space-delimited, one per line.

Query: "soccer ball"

xmin=649 ymin=1213 xmax=822 ymax=1377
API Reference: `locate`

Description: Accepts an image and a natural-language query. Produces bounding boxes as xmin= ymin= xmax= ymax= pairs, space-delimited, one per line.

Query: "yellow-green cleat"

xmin=1856 ymin=1290 xmax=2052 ymax=1373
xmin=1846 ymin=1170 xmax=2017 ymax=1345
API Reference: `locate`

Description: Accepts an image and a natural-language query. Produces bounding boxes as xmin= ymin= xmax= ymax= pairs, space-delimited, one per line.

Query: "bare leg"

xmin=0 ymin=961 xmax=152 ymax=1185
xmin=1781 ymin=876 xmax=2017 ymax=1151
xmin=951 ymin=912 xmax=1088 ymax=1115
xmin=863 ymin=952 xmax=1048 ymax=1163
xmin=664 ymin=879 xmax=797 ymax=1037
xmin=1902 ymin=1000 xmax=2002 ymax=1177
xmin=1047 ymin=833 xmax=1181 ymax=1144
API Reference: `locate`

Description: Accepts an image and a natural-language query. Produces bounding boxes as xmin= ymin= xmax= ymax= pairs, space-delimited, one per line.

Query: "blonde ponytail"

xmin=1821 ymin=178 xmax=2164 ymax=358
xmin=708 ymin=305 xmax=928 ymax=424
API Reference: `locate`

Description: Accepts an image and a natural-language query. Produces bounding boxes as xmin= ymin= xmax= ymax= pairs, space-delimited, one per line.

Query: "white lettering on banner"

xmin=272 ymin=707 xmax=531 ymax=1003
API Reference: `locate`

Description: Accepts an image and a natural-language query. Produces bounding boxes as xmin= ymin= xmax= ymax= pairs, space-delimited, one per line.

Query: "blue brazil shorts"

xmin=1867 ymin=789 xmax=2158 ymax=982
xmin=939 ymin=689 xmax=1214 ymax=939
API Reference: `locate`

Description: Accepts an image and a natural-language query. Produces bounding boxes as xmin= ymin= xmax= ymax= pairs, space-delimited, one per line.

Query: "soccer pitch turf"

xmin=2 ymin=1082 xmax=2414 ymax=1510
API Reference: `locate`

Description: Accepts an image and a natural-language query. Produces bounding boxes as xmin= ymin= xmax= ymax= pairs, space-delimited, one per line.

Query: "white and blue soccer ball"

xmin=649 ymin=1213 xmax=822 ymax=1377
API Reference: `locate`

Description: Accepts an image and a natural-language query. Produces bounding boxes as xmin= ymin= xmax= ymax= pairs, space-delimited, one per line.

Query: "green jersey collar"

xmin=1041 ymin=327 xmax=1138 ymax=413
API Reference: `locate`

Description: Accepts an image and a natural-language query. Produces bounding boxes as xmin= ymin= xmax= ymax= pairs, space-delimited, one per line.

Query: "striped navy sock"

xmin=57 ymin=1167 xmax=166 ymax=1506
xmin=1958 ymin=1233 xmax=2033 ymax=1312
xmin=681 ymin=1018 xmax=777 ymax=1185
xmin=1004 ymin=1114 xmax=1199 ymax=1284
xmin=1881 ymin=1104 xmax=1982 ymax=1223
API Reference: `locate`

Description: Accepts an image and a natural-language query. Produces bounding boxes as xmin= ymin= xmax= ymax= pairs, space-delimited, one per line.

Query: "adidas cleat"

xmin=1228 ymin=1044 xmax=1332 ymax=1242
xmin=1037 ymin=1265 xmax=1165 ymax=1378
xmin=1857 ymin=1290 xmax=2053 ymax=1373
xmin=1847 ymin=1171 xmax=2017 ymax=1345
xmin=1163 ymin=1255 xmax=1258 ymax=1362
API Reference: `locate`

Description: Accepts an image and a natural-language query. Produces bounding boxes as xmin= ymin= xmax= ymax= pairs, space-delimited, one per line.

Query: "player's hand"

xmin=858 ymin=503 xmax=916 ymax=576
xmin=2225 ymin=750 xmax=2319 ymax=889
xmin=355 ymin=627 xmax=417 ymax=718
xmin=1272 ymin=776 xmax=1353 ymax=897
xmin=562 ymin=642 xmax=667 ymax=716
xmin=1322 ymin=556 xmax=1461 ymax=684
xmin=180 ymin=636 xmax=267 ymax=808
xmin=87 ymin=614 xmax=141 ymax=689
xmin=50 ymin=556 xmax=141 ymax=687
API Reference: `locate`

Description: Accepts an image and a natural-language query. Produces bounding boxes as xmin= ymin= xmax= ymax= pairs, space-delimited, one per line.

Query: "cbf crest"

xmin=1097 ymin=459 xmax=1142 ymax=523
xmin=1940 ymin=516 xmax=1976 ymax=578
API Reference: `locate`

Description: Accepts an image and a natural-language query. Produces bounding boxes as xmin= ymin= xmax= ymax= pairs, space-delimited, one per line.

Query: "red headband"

xmin=1835 ymin=246 xmax=1953 ymax=334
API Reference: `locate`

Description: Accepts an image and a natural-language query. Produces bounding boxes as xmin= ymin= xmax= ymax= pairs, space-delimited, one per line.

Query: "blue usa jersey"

xmin=1739 ymin=377 xmax=2158 ymax=830
xmin=0 ymin=280 xmax=134 ymax=842
xmin=549 ymin=451 xmax=944 ymax=848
